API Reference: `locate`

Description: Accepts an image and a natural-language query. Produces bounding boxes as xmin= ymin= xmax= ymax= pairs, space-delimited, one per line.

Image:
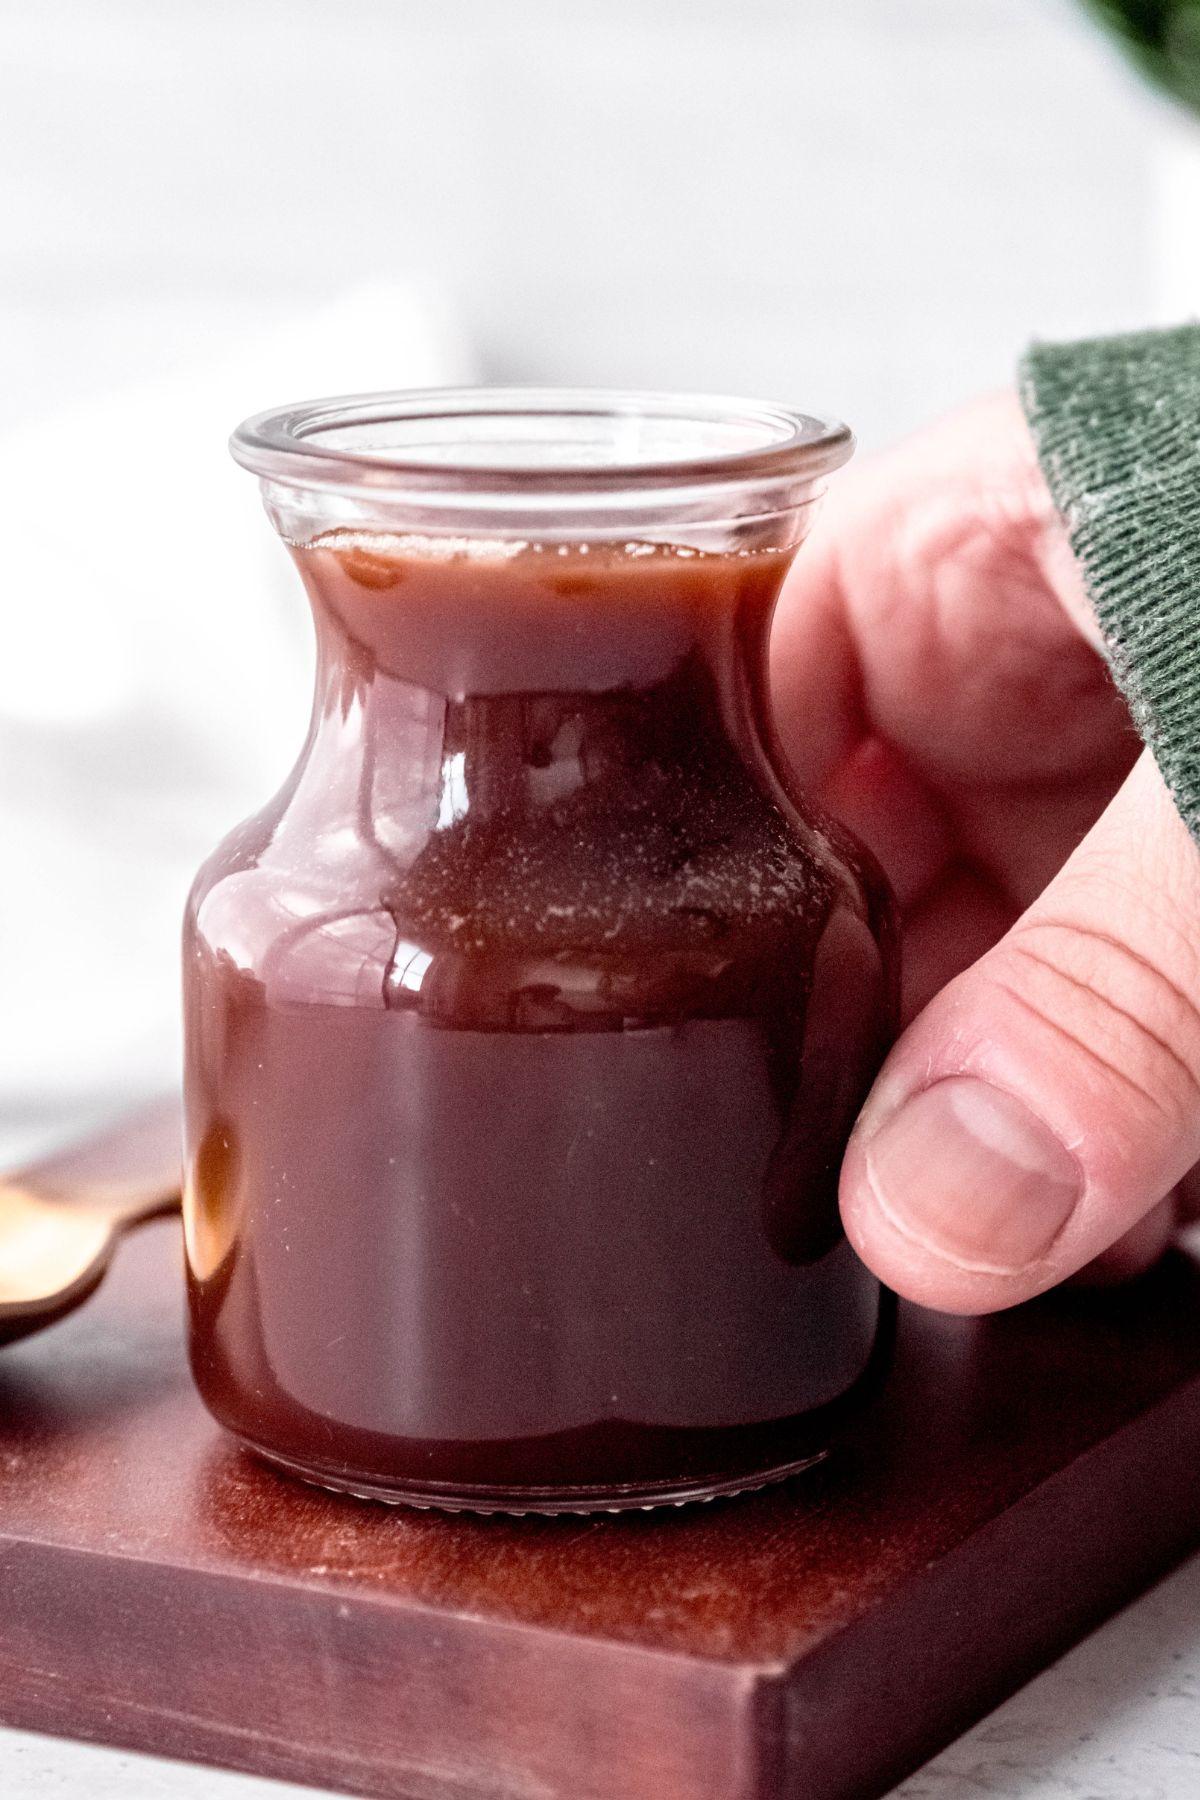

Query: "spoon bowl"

xmin=0 ymin=1098 xmax=181 ymax=1347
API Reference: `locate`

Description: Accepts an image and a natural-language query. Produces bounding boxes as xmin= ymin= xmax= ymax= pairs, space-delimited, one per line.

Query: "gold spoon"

xmin=0 ymin=1096 xmax=181 ymax=1347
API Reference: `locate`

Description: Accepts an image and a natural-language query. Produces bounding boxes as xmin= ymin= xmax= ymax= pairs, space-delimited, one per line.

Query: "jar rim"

xmin=229 ymin=386 xmax=853 ymax=497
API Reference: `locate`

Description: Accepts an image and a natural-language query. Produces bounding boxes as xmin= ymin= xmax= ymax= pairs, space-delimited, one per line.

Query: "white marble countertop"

xmin=3 ymin=1549 xmax=1199 ymax=1798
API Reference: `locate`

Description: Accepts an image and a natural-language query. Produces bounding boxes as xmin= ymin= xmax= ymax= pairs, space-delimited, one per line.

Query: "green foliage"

xmin=1082 ymin=0 xmax=1200 ymax=111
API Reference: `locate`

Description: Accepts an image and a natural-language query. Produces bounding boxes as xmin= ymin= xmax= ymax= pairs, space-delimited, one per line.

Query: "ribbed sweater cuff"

xmin=1019 ymin=324 xmax=1200 ymax=839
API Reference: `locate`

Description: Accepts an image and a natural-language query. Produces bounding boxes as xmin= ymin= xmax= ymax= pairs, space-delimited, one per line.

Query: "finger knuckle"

xmin=1001 ymin=913 xmax=1200 ymax=1129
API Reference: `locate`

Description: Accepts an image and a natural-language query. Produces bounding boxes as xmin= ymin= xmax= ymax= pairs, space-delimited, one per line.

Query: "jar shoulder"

xmin=188 ymin=817 xmax=892 ymax=1032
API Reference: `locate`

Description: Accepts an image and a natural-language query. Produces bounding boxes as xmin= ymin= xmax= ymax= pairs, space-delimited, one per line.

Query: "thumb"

xmin=841 ymin=751 xmax=1200 ymax=1313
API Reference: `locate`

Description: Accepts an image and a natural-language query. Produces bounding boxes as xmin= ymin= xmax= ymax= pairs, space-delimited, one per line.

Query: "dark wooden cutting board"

xmin=2 ymin=1113 xmax=1200 ymax=1800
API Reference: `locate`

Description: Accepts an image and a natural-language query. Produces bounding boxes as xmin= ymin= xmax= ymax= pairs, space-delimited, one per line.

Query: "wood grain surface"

xmin=1 ymin=1112 xmax=1199 ymax=1799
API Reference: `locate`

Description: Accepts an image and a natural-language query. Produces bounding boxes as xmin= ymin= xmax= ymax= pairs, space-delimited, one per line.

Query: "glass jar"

xmin=183 ymin=389 xmax=898 ymax=1513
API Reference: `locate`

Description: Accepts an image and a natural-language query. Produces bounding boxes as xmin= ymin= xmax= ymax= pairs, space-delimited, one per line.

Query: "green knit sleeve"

xmin=1020 ymin=325 xmax=1200 ymax=838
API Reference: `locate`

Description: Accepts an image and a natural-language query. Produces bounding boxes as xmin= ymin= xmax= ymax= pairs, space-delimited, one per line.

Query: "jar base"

xmin=238 ymin=1437 xmax=830 ymax=1516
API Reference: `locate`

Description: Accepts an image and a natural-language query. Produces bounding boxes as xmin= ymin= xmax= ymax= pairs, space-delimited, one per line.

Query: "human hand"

xmin=772 ymin=393 xmax=1200 ymax=1313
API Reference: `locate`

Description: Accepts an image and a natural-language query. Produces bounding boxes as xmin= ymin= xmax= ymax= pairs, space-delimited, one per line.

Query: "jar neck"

xmin=293 ymin=536 xmax=793 ymax=828
xmin=221 ymin=528 xmax=874 ymax=1029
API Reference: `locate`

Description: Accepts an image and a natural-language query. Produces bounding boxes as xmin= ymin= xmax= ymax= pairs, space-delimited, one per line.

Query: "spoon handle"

xmin=11 ymin=1096 xmax=182 ymax=1215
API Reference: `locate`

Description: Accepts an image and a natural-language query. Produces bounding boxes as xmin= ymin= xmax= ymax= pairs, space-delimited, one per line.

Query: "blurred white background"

xmin=2 ymin=0 xmax=1193 ymax=438
xmin=0 ymin=0 xmax=1196 ymax=1156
